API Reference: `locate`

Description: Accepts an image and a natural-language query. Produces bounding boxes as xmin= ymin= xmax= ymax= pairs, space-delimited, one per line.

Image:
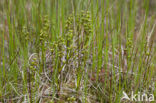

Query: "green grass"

xmin=0 ymin=0 xmax=156 ymax=103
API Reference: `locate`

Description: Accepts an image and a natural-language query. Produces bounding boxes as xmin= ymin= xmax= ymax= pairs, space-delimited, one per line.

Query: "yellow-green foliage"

xmin=65 ymin=11 xmax=92 ymax=47
xmin=39 ymin=16 xmax=50 ymax=45
xmin=21 ymin=26 xmax=29 ymax=46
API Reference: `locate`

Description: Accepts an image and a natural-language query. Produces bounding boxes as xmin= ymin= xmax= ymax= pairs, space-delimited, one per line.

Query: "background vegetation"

xmin=0 ymin=0 xmax=156 ymax=103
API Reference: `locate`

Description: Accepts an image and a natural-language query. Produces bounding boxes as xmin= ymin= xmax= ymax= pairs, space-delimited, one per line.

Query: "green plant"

xmin=0 ymin=0 xmax=156 ymax=103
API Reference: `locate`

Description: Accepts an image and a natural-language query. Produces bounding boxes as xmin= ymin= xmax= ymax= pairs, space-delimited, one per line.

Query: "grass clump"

xmin=0 ymin=0 xmax=156 ymax=103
